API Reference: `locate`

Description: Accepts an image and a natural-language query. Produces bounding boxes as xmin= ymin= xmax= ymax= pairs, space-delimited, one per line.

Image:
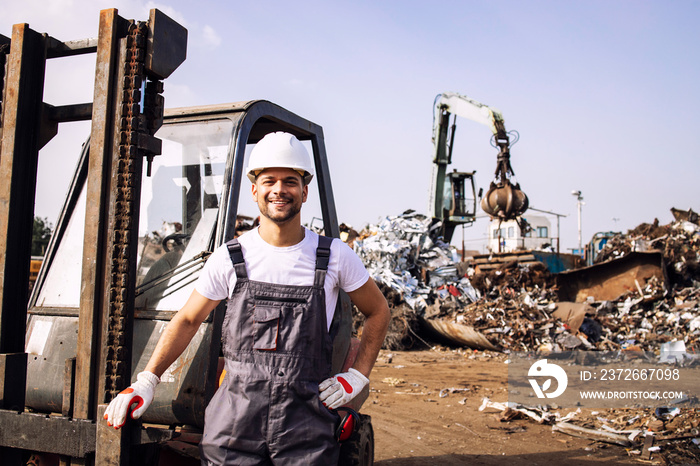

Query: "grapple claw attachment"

xmin=481 ymin=179 xmax=529 ymax=220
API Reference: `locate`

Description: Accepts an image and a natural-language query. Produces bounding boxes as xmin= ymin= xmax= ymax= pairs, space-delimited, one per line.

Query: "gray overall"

xmin=200 ymin=235 xmax=340 ymax=465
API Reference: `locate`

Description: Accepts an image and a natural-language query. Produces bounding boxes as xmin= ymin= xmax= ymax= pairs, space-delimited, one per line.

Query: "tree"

xmin=32 ymin=216 xmax=53 ymax=256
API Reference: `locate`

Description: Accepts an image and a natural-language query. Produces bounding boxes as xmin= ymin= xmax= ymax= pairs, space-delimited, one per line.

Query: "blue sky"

xmin=3 ymin=0 xmax=699 ymax=253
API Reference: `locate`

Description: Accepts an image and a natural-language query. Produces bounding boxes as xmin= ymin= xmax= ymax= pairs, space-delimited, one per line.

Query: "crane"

xmin=428 ymin=92 xmax=529 ymax=242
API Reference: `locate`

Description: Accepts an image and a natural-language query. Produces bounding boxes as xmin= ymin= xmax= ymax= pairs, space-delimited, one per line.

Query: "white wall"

xmin=487 ymin=215 xmax=553 ymax=252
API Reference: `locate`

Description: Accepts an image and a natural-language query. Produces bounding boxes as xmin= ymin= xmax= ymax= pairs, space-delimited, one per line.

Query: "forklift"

xmin=0 ymin=8 xmax=372 ymax=465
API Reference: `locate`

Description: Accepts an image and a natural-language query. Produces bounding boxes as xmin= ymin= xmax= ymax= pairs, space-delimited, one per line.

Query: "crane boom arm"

xmin=428 ymin=92 xmax=529 ymax=242
xmin=433 ymin=92 xmax=505 ymax=138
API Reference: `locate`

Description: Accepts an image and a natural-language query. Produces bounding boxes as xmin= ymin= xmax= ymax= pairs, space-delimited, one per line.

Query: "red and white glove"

xmin=318 ymin=368 xmax=369 ymax=410
xmin=103 ymin=371 xmax=160 ymax=429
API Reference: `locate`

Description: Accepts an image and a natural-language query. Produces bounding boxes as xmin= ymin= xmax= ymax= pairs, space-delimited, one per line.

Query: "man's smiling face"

xmin=252 ymin=167 xmax=308 ymax=224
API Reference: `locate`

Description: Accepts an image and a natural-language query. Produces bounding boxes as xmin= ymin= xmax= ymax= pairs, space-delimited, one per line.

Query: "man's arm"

xmin=317 ymin=278 xmax=389 ymax=410
xmin=346 ymin=278 xmax=390 ymax=378
xmin=145 ymin=290 xmax=221 ymax=377
xmin=104 ymin=290 xmax=221 ymax=428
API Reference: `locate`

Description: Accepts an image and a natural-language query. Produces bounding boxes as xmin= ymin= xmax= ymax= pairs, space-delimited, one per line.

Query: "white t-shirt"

xmin=195 ymin=227 xmax=370 ymax=329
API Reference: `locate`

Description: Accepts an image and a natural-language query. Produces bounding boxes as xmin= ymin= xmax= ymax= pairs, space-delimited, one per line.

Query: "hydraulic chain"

xmin=104 ymin=20 xmax=165 ymax=401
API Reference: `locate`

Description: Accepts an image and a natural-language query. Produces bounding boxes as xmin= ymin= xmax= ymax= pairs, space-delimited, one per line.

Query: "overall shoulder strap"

xmin=225 ymin=238 xmax=248 ymax=279
xmin=314 ymin=235 xmax=333 ymax=288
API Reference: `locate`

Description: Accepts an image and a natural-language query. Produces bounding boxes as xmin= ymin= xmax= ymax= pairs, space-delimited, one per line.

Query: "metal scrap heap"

xmin=353 ymin=211 xmax=477 ymax=312
xmin=352 ymin=211 xmax=480 ymax=349
xmin=353 ymin=211 xmax=555 ymax=351
xmin=595 ymin=213 xmax=700 ymax=287
xmin=353 ymin=209 xmax=700 ymax=354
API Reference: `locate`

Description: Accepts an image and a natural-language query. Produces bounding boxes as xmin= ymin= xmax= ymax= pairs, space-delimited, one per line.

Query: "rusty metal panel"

xmin=145 ymin=9 xmax=187 ymax=80
xmin=98 ymin=13 xmax=174 ymax=412
xmin=0 ymin=8 xmax=188 ymax=464
xmin=0 ymin=23 xmax=46 ymax=356
xmin=45 ymin=103 xmax=94 ymax=123
xmin=25 ymin=315 xmax=79 ymax=413
xmin=96 ymin=21 xmax=136 ymax=418
xmin=95 ymin=404 xmax=130 ymax=465
xmin=63 ymin=357 xmax=76 ymax=417
xmin=556 ymin=251 xmax=667 ymax=302
xmin=0 ymin=409 xmax=96 ymax=457
xmin=0 ymin=353 xmax=27 ymax=410
xmin=74 ymin=7 xmax=127 ymax=422
xmin=0 ymin=27 xmax=47 ymax=453
xmin=46 ymin=37 xmax=98 ymax=58
xmin=420 ymin=318 xmax=500 ymax=351
xmin=0 ymin=34 xmax=8 ymax=119
xmin=132 ymin=317 xmax=218 ymax=427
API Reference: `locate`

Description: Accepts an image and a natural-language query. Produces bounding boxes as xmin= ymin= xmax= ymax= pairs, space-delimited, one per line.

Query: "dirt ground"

xmin=363 ymin=348 xmax=651 ymax=466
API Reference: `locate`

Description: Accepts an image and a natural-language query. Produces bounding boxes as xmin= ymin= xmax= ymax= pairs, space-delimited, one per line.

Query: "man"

xmin=104 ymin=132 xmax=390 ymax=465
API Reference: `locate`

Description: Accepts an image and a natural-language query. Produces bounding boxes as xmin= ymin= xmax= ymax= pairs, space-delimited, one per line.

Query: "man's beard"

xmin=258 ymin=194 xmax=302 ymax=224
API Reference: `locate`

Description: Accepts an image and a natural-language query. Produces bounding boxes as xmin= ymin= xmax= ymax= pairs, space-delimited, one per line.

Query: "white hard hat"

xmin=246 ymin=132 xmax=314 ymax=184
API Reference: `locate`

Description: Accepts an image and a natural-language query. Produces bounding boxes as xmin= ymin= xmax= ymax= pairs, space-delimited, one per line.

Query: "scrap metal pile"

xmin=352 ymin=209 xmax=700 ymax=353
xmin=480 ymin=396 xmax=700 ymax=463
xmin=351 ymin=211 xmax=478 ymax=349
xmin=595 ymin=212 xmax=700 ymax=287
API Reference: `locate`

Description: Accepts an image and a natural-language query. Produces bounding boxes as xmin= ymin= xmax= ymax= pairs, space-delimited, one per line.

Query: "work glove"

xmin=103 ymin=371 xmax=160 ymax=429
xmin=318 ymin=368 xmax=369 ymax=410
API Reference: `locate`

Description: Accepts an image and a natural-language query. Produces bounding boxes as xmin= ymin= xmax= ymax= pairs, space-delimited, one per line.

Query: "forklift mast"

xmin=0 ymin=8 xmax=357 ymax=466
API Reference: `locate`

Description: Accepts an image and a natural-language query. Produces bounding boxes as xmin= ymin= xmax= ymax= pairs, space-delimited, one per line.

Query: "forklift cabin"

xmin=28 ymin=99 xmax=356 ymax=421
xmin=22 ymin=101 xmax=362 ymax=460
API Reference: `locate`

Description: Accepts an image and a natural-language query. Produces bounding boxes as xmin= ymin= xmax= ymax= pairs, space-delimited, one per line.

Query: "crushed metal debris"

xmin=350 ymin=207 xmax=700 ymax=464
xmin=351 ymin=208 xmax=700 ymax=355
xmin=480 ymin=397 xmax=700 ymax=463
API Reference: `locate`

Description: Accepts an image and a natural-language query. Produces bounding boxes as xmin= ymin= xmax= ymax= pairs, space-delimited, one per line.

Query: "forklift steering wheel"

xmin=161 ymin=233 xmax=190 ymax=252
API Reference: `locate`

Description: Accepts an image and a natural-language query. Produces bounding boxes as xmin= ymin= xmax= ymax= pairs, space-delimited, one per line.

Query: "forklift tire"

xmin=338 ymin=414 xmax=374 ymax=466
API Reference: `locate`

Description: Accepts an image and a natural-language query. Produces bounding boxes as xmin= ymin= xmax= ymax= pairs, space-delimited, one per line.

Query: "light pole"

xmin=571 ymin=190 xmax=584 ymax=253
